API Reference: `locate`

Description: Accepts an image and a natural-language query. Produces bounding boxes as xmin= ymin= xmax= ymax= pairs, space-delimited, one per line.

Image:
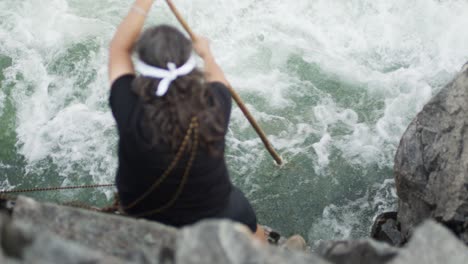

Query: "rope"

xmin=0 ymin=183 xmax=115 ymax=195
xmin=0 ymin=191 xmax=119 ymax=213
xmin=165 ymin=0 xmax=283 ymax=166
xmin=120 ymin=117 xmax=197 ymax=211
xmin=121 ymin=117 xmax=199 ymax=216
xmin=0 ymin=185 xmax=118 ymax=213
xmin=131 ymin=118 xmax=199 ymax=217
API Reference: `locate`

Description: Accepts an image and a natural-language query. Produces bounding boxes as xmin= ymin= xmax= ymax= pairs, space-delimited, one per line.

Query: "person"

xmin=108 ymin=0 xmax=267 ymax=242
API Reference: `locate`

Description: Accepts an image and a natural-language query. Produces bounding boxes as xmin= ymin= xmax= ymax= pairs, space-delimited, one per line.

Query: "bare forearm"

xmin=202 ymin=54 xmax=229 ymax=85
xmin=108 ymin=0 xmax=155 ymax=83
xmin=192 ymin=35 xmax=229 ymax=86
xmin=110 ymin=0 xmax=154 ymax=52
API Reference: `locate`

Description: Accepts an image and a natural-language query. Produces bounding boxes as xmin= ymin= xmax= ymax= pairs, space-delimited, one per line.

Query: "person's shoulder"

xmin=208 ymin=81 xmax=231 ymax=101
xmin=111 ymin=74 xmax=136 ymax=90
xmin=110 ymin=74 xmax=137 ymax=102
xmin=109 ymin=74 xmax=138 ymax=125
xmin=208 ymin=81 xmax=229 ymax=90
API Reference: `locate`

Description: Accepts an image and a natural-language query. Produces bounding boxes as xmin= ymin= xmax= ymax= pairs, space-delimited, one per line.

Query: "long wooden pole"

xmin=165 ymin=0 xmax=283 ymax=165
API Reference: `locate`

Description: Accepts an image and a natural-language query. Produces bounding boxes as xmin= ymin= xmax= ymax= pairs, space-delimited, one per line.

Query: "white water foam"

xmin=0 ymin=92 xmax=4 ymax=117
xmin=0 ymin=0 xmax=118 ymax=193
xmin=2 ymin=0 xmax=467 ymax=173
xmin=167 ymin=0 xmax=468 ymax=170
xmin=309 ymin=179 xmax=397 ymax=243
xmin=0 ymin=175 xmax=13 ymax=191
xmin=176 ymin=0 xmax=468 ymax=238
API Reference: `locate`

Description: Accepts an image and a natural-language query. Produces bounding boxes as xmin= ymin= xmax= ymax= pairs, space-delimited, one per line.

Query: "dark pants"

xmin=214 ymin=186 xmax=258 ymax=232
xmin=135 ymin=186 xmax=258 ymax=233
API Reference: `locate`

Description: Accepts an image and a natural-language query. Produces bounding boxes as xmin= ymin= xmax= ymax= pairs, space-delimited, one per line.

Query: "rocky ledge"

xmin=1 ymin=196 xmax=328 ymax=264
xmin=0 ymin=196 xmax=466 ymax=264
xmin=1 ymin=63 xmax=468 ymax=264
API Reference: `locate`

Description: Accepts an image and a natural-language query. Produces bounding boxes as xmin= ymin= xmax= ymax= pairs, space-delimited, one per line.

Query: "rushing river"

xmin=0 ymin=0 xmax=467 ymax=242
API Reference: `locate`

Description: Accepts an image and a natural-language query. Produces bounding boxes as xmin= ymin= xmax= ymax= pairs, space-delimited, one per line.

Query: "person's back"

xmin=110 ymin=26 xmax=233 ymax=223
xmin=108 ymin=0 xmax=266 ymax=241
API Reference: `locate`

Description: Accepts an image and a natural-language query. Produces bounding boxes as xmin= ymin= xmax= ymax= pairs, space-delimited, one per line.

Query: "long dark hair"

xmin=131 ymin=25 xmax=225 ymax=155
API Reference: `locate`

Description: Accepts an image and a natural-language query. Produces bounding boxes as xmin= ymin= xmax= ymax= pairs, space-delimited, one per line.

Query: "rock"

xmin=176 ymin=221 xmax=328 ymax=264
xmin=370 ymin=212 xmax=404 ymax=246
xmin=316 ymin=239 xmax=398 ymax=264
xmin=389 ymin=220 xmax=468 ymax=264
xmin=11 ymin=196 xmax=331 ymax=264
xmin=463 ymin=62 xmax=468 ymax=72
xmin=0 ymin=213 xmax=33 ymax=259
xmin=394 ymin=63 xmax=468 ymax=242
xmin=0 ymin=212 xmax=127 ymax=264
xmin=317 ymin=220 xmax=468 ymax=264
xmin=20 ymin=227 xmax=127 ymax=264
xmin=12 ymin=196 xmax=178 ymax=263
xmin=0 ymin=196 xmax=15 ymax=214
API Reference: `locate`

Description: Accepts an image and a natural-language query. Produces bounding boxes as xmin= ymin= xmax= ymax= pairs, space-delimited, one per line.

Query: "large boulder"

xmin=10 ymin=196 xmax=330 ymax=264
xmin=389 ymin=220 xmax=468 ymax=264
xmin=394 ymin=63 xmax=468 ymax=241
xmin=316 ymin=220 xmax=468 ymax=264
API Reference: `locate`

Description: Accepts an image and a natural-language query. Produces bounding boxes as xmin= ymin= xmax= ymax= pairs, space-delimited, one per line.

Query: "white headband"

xmin=135 ymin=55 xmax=197 ymax=97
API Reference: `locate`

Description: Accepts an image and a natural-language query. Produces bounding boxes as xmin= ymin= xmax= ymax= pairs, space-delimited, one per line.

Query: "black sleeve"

xmin=109 ymin=74 xmax=138 ymax=133
xmin=208 ymin=82 xmax=232 ymax=131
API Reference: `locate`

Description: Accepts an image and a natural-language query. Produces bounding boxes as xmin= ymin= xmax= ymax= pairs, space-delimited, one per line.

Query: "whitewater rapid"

xmin=0 ymin=0 xmax=467 ymax=240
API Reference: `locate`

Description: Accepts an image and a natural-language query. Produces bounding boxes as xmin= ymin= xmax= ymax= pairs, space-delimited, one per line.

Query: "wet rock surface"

xmin=394 ymin=63 xmax=468 ymax=242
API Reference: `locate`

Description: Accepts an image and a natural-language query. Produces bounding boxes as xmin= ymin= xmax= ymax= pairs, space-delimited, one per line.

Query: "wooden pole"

xmin=165 ymin=0 xmax=196 ymax=40
xmin=165 ymin=0 xmax=283 ymax=165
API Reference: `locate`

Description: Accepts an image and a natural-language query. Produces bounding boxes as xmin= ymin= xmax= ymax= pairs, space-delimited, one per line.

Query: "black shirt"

xmin=109 ymin=74 xmax=233 ymax=226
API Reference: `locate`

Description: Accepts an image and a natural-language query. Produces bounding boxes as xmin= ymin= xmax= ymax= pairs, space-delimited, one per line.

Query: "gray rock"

xmin=0 ymin=213 xmax=33 ymax=259
xmin=394 ymin=63 xmax=468 ymax=241
xmin=12 ymin=196 xmax=178 ymax=263
xmin=463 ymin=61 xmax=468 ymax=72
xmin=176 ymin=220 xmax=330 ymax=264
xmin=21 ymin=228 xmax=127 ymax=264
xmin=316 ymin=220 xmax=468 ymax=264
xmin=316 ymin=239 xmax=398 ymax=264
xmin=11 ymin=196 xmax=331 ymax=264
xmin=0 ymin=213 xmax=21 ymax=264
xmin=389 ymin=220 xmax=468 ymax=264
xmin=0 ymin=212 xmax=126 ymax=264
xmin=370 ymin=212 xmax=404 ymax=246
